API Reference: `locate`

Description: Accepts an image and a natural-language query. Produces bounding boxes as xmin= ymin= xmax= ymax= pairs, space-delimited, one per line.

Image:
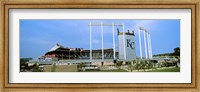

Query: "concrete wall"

xmin=43 ymin=65 xmax=78 ymax=72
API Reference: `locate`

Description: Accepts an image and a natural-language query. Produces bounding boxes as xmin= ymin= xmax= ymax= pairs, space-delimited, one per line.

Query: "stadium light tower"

xmin=89 ymin=22 xmax=92 ymax=61
xmin=149 ymin=32 xmax=153 ymax=59
xmin=89 ymin=22 xmax=123 ymax=62
xmin=138 ymin=27 xmax=143 ymax=59
xmin=143 ymin=29 xmax=148 ymax=59
xmin=122 ymin=24 xmax=126 ymax=60
xmin=138 ymin=27 xmax=153 ymax=59
xmin=101 ymin=22 xmax=104 ymax=60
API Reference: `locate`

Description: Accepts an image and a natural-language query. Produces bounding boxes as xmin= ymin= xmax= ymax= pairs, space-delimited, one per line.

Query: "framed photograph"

xmin=0 ymin=0 xmax=199 ymax=92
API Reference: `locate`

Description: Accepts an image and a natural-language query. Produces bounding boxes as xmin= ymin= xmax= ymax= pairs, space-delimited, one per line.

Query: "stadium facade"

xmin=41 ymin=43 xmax=118 ymax=61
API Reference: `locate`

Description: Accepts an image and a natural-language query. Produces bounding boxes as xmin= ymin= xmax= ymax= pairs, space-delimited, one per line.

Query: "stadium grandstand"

xmin=42 ymin=43 xmax=118 ymax=61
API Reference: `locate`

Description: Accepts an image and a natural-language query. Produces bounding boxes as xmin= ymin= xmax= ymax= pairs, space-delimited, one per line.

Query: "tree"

xmin=173 ymin=47 xmax=180 ymax=56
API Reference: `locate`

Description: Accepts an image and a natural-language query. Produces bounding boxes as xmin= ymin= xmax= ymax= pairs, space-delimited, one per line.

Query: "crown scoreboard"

xmin=118 ymin=30 xmax=136 ymax=60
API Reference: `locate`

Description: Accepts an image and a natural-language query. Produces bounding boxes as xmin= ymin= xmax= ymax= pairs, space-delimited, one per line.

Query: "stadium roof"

xmin=49 ymin=43 xmax=65 ymax=52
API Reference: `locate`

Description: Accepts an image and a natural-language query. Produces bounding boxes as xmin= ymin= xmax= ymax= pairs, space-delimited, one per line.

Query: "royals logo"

xmin=126 ymin=39 xmax=135 ymax=49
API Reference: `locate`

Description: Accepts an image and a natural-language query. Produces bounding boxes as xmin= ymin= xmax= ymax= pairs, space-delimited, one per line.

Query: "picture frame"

xmin=0 ymin=0 xmax=199 ymax=92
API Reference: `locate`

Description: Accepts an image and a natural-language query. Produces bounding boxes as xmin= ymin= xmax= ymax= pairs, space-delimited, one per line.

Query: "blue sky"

xmin=20 ymin=19 xmax=180 ymax=58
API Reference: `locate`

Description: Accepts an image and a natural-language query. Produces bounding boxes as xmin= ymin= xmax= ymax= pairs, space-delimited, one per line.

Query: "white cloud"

xmin=133 ymin=20 xmax=158 ymax=33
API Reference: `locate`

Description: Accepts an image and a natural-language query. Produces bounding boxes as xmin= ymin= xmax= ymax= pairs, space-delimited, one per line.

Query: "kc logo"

xmin=126 ymin=39 xmax=135 ymax=49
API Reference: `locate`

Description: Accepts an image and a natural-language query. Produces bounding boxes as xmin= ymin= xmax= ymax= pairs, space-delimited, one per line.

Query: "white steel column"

xmin=143 ymin=31 xmax=148 ymax=59
xmin=122 ymin=24 xmax=126 ymax=60
xmin=112 ymin=22 xmax=116 ymax=59
xmin=147 ymin=31 xmax=150 ymax=59
xmin=89 ymin=22 xmax=123 ymax=60
xmin=89 ymin=22 xmax=92 ymax=61
xmin=149 ymin=32 xmax=152 ymax=59
xmin=138 ymin=29 xmax=142 ymax=59
xmin=101 ymin=22 xmax=104 ymax=60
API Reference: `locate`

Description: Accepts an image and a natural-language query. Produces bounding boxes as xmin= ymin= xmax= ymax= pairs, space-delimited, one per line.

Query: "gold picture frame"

xmin=0 ymin=0 xmax=199 ymax=92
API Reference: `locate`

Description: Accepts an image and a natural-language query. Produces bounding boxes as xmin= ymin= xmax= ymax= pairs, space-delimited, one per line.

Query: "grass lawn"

xmin=82 ymin=69 xmax=128 ymax=72
xmin=80 ymin=67 xmax=180 ymax=72
xmin=146 ymin=67 xmax=180 ymax=72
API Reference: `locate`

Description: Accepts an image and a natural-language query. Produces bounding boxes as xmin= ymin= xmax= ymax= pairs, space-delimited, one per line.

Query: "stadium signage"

xmin=126 ymin=39 xmax=135 ymax=49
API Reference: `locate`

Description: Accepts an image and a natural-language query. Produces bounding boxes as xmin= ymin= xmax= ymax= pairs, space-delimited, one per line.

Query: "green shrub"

xmin=140 ymin=60 xmax=148 ymax=71
xmin=127 ymin=64 xmax=134 ymax=72
xmin=116 ymin=61 xmax=123 ymax=67
xmin=134 ymin=60 xmax=141 ymax=71
xmin=31 ymin=63 xmax=41 ymax=72
xmin=147 ymin=61 xmax=153 ymax=70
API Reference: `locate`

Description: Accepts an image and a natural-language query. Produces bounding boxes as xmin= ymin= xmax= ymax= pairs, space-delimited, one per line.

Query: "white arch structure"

xmin=138 ymin=27 xmax=153 ymax=59
xmin=89 ymin=22 xmax=124 ymax=62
